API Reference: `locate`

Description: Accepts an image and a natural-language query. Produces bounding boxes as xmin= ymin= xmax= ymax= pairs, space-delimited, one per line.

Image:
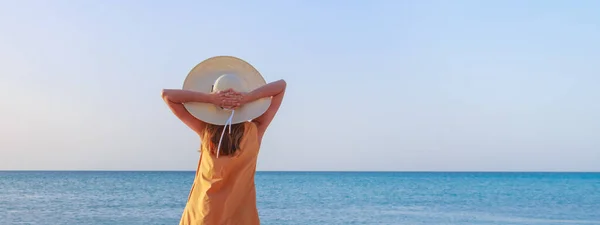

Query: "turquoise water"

xmin=0 ymin=172 xmax=599 ymax=225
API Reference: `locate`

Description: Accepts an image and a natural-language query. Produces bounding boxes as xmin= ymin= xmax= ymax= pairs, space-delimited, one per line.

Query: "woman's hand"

xmin=211 ymin=89 xmax=243 ymax=109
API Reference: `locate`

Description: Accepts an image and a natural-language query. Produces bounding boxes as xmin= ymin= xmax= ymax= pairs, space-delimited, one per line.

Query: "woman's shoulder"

xmin=242 ymin=121 xmax=259 ymax=140
xmin=245 ymin=121 xmax=258 ymax=130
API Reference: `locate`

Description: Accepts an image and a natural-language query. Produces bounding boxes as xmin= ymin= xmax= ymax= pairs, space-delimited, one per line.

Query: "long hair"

xmin=201 ymin=123 xmax=246 ymax=156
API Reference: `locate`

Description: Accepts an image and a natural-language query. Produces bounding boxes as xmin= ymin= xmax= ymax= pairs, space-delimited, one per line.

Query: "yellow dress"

xmin=179 ymin=122 xmax=261 ymax=225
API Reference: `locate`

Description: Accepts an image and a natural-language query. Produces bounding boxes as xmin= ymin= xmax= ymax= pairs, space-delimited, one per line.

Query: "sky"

xmin=1 ymin=0 xmax=599 ymax=171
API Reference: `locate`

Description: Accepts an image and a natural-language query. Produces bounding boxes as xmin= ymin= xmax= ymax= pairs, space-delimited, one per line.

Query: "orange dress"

xmin=179 ymin=122 xmax=261 ymax=225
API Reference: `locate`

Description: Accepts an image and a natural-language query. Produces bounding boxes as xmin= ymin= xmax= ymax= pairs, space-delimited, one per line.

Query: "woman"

xmin=161 ymin=58 xmax=286 ymax=225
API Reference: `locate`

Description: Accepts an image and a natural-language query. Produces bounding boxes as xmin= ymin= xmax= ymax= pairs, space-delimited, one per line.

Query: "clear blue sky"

xmin=1 ymin=0 xmax=599 ymax=171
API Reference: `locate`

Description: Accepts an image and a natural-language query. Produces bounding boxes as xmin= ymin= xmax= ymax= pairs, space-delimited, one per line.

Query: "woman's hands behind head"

xmin=212 ymin=89 xmax=244 ymax=109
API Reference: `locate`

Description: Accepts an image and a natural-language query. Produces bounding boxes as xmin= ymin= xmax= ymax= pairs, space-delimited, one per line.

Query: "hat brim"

xmin=182 ymin=56 xmax=271 ymax=125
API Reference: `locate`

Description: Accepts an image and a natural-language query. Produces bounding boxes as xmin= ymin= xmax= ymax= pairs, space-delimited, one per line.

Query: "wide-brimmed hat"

xmin=182 ymin=56 xmax=271 ymax=125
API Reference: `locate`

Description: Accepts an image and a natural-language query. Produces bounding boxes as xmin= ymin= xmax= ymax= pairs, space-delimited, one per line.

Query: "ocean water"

xmin=0 ymin=172 xmax=599 ymax=225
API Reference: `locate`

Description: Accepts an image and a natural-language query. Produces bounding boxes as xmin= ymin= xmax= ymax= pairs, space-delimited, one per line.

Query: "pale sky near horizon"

xmin=1 ymin=0 xmax=599 ymax=171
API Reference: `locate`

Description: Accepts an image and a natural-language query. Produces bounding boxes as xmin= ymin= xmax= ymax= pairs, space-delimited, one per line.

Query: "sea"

xmin=0 ymin=171 xmax=598 ymax=225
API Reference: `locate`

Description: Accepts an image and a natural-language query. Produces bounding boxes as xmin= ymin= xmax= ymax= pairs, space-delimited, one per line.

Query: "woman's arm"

xmin=161 ymin=89 xmax=215 ymax=105
xmin=241 ymin=79 xmax=287 ymax=137
xmin=161 ymin=89 xmax=239 ymax=135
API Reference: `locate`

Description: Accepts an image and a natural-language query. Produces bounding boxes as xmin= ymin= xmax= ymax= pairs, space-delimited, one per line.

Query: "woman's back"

xmin=180 ymin=121 xmax=261 ymax=225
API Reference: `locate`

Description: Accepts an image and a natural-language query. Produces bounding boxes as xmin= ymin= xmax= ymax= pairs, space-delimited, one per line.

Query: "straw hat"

xmin=182 ymin=56 xmax=271 ymax=125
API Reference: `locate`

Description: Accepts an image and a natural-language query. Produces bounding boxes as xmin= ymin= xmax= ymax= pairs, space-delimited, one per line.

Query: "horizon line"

xmin=1 ymin=170 xmax=599 ymax=173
